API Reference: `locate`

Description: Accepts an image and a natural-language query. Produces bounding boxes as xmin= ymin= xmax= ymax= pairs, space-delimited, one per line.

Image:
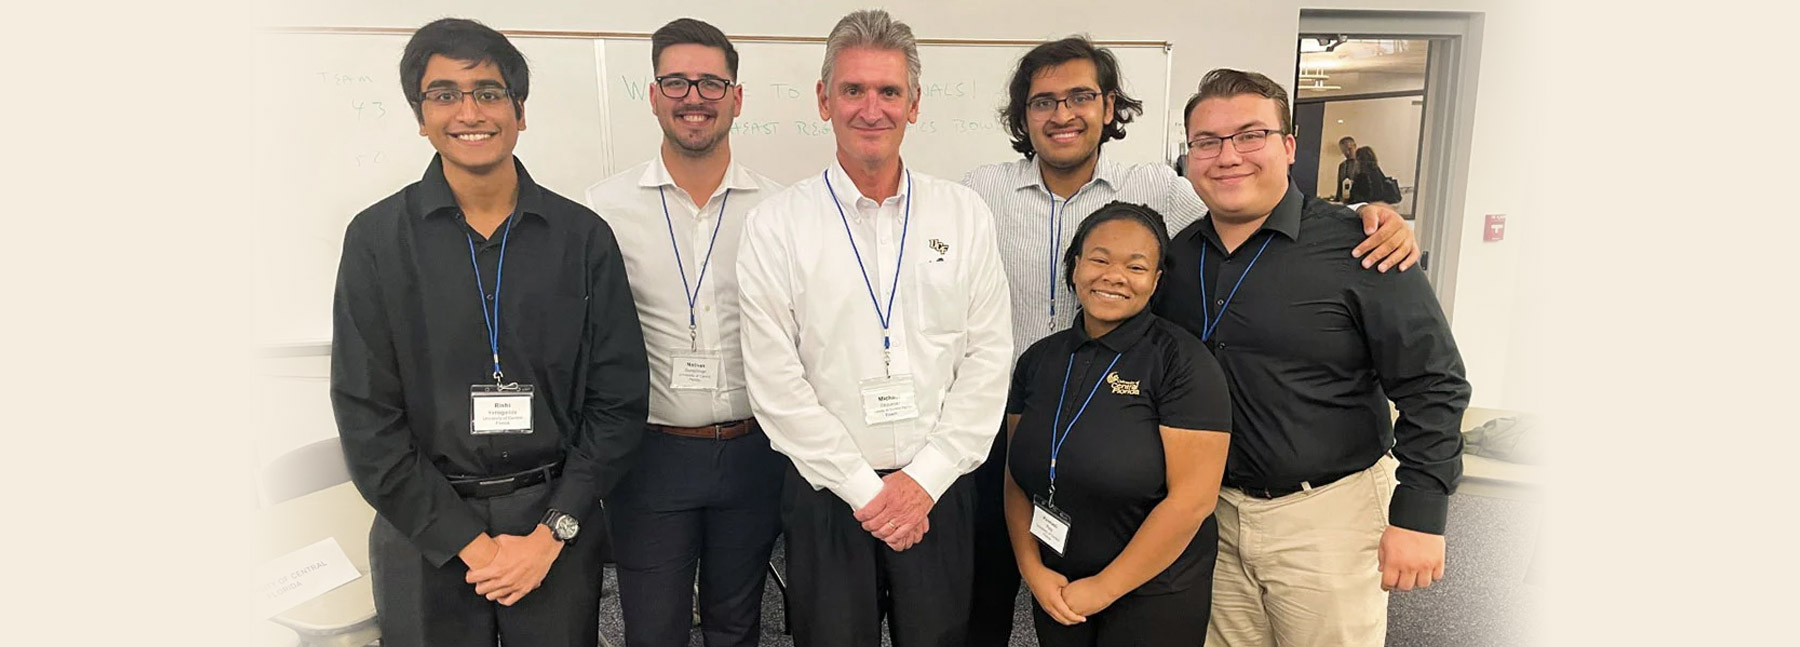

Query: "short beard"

xmin=665 ymin=128 xmax=727 ymax=158
xmin=1037 ymin=142 xmax=1099 ymax=171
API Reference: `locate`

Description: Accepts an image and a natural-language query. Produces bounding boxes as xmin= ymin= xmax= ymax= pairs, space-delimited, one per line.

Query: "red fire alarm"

xmin=1484 ymin=214 xmax=1506 ymax=242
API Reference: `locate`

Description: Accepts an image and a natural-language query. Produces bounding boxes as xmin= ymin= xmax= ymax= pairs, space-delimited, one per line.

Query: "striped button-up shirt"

xmin=961 ymin=151 xmax=1205 ymax=362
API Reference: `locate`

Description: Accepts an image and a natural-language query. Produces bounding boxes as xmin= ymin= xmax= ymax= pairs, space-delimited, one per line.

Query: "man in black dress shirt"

xmin=330 ymin=18 xmax=648 ymax=647
xmin=1154 ymin=69 xmax=1469 ymax=647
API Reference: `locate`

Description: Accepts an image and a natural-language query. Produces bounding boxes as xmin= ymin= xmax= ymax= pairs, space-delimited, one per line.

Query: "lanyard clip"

xmin=689 ymin=323 xmax=698 ymax=351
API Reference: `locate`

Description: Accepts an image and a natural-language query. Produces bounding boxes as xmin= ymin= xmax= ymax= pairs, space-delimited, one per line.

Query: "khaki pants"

xmin=1206 ymin=456 xmax=1398 ymax=647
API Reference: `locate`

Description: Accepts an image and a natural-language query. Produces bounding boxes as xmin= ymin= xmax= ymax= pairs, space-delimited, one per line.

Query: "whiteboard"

xmin=252 ymin=31 xmax=1172 ymax=346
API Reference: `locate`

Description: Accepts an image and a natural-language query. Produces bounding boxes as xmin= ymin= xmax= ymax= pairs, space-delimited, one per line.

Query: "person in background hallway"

xmin=1347 ymin=145 xmax=1400 ymax=205
xmin=1005 ymin=202 xmax=1232 ymax=647
xmin=736 ymin=9 xmax=1013 ymax=646
xmin=958 ymin=36 xmax=1421 ymax=646
xmin=331 ymin=17 xmax=649 ymax=647
xmin=585 ymin=18 xmax=787 ymax=647
xmin=1156 ymin=68 xmax=1470 ymax=647
xmin=1334 ymin=136 xmax=1358 ymax=202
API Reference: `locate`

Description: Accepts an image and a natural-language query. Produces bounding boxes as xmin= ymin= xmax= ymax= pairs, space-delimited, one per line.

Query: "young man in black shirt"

xmin=330 ymin=18 xmax=649 ymax=647
xmin=1156 ymin=69 xmax=1469 ymax=647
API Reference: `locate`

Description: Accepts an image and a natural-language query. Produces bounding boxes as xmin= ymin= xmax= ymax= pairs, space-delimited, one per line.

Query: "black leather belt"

xmin=447 ymin=463 xmax=562 ymax=498
xmin=1228 ymin=466 xmax=1361 ymax=500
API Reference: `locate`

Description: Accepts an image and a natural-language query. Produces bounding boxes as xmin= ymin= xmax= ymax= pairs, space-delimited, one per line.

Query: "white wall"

xmin=252 ymin=0 xmax=1532 ymax=463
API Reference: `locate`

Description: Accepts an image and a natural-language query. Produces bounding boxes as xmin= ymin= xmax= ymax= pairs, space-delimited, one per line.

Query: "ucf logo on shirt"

xmin=1107 ymin=372 xmax=1141 ymax=396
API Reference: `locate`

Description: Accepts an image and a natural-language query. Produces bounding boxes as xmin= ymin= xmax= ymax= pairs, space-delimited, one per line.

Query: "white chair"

xmin=258 ymin=439 xmax=380 ymax=647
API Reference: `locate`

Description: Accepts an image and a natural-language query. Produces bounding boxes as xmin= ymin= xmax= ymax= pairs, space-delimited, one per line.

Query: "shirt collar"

xmin=826 ymin=157 xmax=913 ymax=213
xmin=1188 ymin=181 xmax=1304 ymax=250
xmin=411 ymin=154 xmax=549 ymax=222
xmin=637 ymin=151 xmax=762 ymax=199
xmin=1069 ymin=306 xmax=1156 ymax=354
xmin=1011 ymin=148 xmax=1121 ymax=194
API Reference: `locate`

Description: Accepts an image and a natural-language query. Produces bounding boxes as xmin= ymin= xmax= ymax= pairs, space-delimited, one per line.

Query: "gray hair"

xmin=820 ymin=9 xmax=921 ymax=97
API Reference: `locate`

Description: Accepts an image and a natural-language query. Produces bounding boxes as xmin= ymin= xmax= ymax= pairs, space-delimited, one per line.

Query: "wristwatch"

xmin=540 ymin=508 xmax=580 ymax=543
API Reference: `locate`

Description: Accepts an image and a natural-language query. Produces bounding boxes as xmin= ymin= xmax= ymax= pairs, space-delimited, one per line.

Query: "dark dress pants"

xmin=966 ymin=423 xmax=1021 ymax=646
xmin=370 ymin=480 xmax=605 ymax=647
xmin=1029 ymin=517 xmax=1218 ymax=647
xmin=606 ymin=428 xmax=786 ymax=647
xmin=782 ymin=464 xmax=977 ymax=647
xmin=1030 ymin=584 xmax=1212 ymax=647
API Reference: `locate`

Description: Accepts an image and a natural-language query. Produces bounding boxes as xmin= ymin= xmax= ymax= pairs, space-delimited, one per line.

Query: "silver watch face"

xmin=553 ymin=514 xmax=579 ymax=539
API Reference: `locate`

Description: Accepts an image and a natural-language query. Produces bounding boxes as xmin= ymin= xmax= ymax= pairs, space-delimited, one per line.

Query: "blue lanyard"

xmin=825 ymin=169 xmax=912 ymax=376
xmin=1047 ymin=350 xmax=1122 ymax=502
xmin=465 ymin=213 xmax=519 ymax=383
xmin=659 ymin=186 xmax=731 ymax=351
xmin=1197 ymin=234 xmax=1274 ymax=342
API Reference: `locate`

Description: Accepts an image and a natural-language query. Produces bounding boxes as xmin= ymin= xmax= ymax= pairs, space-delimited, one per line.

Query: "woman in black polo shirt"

xmin=1004 ymin=202 xmax=1233 ymax=647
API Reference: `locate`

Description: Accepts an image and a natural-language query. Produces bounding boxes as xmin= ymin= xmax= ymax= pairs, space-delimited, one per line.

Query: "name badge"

xmin=1030 ymin=495 xmax=1073 ymax=556
xmin=859 ymin=374 xmax=920 ymax=425
xmin=669 ymin=349 xmax=722 ymax=390
xmin=470 ymin=384 xmax=534 ymax=435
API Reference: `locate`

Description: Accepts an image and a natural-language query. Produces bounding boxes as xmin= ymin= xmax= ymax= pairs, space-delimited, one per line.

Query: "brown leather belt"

xmin=653 ymin=418 xmax=758 ymax=440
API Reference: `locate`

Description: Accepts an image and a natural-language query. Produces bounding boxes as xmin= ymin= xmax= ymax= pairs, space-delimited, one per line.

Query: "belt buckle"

xmin=472 ymin=476 xmax=517 ymax=498
xmin=713 ymin=423 xmax=725 ymax=440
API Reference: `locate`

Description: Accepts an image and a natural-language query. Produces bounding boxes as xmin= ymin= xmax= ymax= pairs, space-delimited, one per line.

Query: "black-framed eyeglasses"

xmin=655 ymin=76 xmax=735 ymax=100
xmin=418 ymin=86 xmax=513 ymax=108
xmin=1026 ymin=90 xmax=1103 ymax=115
xmin=1186 ymin=129 xmax=1283 ymax=159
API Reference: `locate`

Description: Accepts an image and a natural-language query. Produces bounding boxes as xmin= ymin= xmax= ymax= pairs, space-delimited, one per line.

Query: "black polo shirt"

xmin=331 ymin=155 xmax=650 ymax=566
xmin=1007 ymin=310 xmax=1233 ymax=596
xmin=1153 ymin=183 xmax=1470 ymax=534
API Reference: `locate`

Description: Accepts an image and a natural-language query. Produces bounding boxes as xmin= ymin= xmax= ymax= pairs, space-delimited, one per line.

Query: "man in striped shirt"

xmin=957 ymin=36 xmax=1421 ymax=646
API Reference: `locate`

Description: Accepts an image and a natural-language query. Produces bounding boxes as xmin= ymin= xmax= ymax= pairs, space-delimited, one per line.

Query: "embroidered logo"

xmin=1106 ymin=372 xmax=1141 ymax=396
xmin=928 ymin=238 xmax=950 ymax=255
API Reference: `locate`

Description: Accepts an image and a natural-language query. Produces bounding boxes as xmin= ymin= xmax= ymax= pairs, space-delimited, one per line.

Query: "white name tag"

xmin=859 ymin=374 xmax=920 ymax=425
xmin=470 ymin=384 xmax=534 ymax=435
xmin=1030 ymin=496 xmax=1072 ymax=556
xmin=669 ymin=350 xmax=722 ymax=390
xmin=253 ymin=538 xmax=363 ymax=618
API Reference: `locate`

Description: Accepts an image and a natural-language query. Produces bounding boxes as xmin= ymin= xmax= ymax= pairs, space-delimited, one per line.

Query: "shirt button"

xmin=1215 ymin=342 xmax=1227 ymax=351
xmin=1215 ymin=299 xmax=1225 ymax=307
xmin=486 ymin=293 xmax=496 ymax=301
xmin=501 ymin=451 xmax=510 ymax=459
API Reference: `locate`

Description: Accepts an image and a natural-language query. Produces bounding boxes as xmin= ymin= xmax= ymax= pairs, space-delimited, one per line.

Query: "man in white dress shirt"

xmin=584 ymin=19 xmax=787 ymax=647
xmin=737 ymin=9 xmax=1013 ymax=647
xmin=957 ymin=36 xmax=1422 ymax=646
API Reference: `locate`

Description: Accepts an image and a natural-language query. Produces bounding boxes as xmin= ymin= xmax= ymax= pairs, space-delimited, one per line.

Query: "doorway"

xmin=1295 ymin=11 xmax=1484 ymax=315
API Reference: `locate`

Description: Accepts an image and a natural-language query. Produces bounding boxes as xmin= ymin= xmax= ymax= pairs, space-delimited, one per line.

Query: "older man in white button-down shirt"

xmin=737 ymin=10 xmax=1012 ymax=647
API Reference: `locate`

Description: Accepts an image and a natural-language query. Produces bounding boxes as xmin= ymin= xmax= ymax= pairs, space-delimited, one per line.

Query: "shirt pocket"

xmin=912 ymin=259 xmax=966 ymax=335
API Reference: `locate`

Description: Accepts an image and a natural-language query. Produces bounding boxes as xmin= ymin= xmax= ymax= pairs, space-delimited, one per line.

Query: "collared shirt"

xmin=738 ymin=159 xmax=1014 ymax=510
xmin=331 ymin=155 xmax=650 ymax=566
xmin=1007 ymin=310 xmax=1232 ymax=595
xmin=961 ymin=151 xmax=1206 ymax=362
xmin=1152 ymin=184 xmax=1470 ymax=534
xmin=584 ymin=155 xmax=785 ymax=428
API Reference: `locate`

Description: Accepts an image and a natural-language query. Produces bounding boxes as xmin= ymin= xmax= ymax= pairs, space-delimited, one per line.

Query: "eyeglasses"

xmin=1186 ymin=129 xmax=1283 ymax=159
xmin=419 ymin=86 xmax=513 ymax=108
xmin=1026 ymin=90 xmax=1103 ymax=116
xmin=655 ymin=76 xmax=735 ymax=101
